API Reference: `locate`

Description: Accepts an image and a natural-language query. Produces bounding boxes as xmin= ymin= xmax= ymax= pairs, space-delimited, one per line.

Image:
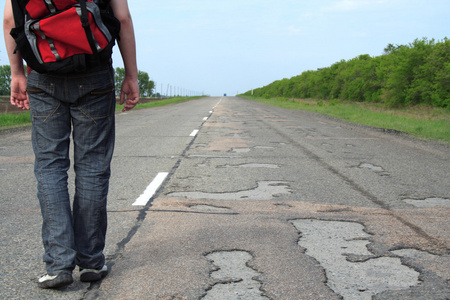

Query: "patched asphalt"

xmin=1 ymin=97 xmax=448 ymax=299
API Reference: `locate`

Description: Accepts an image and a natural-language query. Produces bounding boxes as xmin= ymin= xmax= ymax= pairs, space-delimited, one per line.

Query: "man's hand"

xmin=4 ymin=0 xmax=29 ymax=110
xmin=10 ymin=75 xmax=29 ymax=110
xmin=109 ymin=0 xmax=139 ymax=112
xmin=120 ymin=77 xmax=139 ymax=112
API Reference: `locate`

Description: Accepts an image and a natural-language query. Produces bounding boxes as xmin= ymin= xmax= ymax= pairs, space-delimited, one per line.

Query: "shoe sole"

xmin=38 ymin=274 xmax=73 ymax=289
xmin=80 ymin=267 xmax=108 ymax=282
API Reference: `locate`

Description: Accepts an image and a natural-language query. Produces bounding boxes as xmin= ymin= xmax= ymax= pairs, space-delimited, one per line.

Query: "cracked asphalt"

xmin=1 ymin=96 xmax=449 ymax=299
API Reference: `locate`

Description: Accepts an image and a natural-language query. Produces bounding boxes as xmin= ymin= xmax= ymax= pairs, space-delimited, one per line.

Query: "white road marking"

xmin=132 ymin=172 xmax=169 ymax=206
xmin=132 ymin=98 xmax=223 ymax=206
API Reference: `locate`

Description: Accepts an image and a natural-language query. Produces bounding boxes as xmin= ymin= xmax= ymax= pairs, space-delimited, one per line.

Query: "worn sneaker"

xmin=79 ymin=265 xmax=108 ymax=282
xmin=38 ymin=273 xmax=73 ymax=289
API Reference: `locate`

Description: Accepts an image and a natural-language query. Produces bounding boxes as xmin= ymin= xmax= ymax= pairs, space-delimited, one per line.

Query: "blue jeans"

xmin=27 ymin=65 xmax=115 ymax=276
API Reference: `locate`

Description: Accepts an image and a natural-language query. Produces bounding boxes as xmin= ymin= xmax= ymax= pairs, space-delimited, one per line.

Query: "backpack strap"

xmin=78 ymin=0 xmax=100 ymax=55
xmin=43 ymin=0 xmax=57 ymax=13
xmin=10 ymin=0 xmax=28 ymax=54
xmin=10 ymin=0 xmax=25 ymax=28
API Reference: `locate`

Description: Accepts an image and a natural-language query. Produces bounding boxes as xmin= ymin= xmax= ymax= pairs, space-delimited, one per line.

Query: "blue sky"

xmin=1 ymin=0 xmax=449 ymax=96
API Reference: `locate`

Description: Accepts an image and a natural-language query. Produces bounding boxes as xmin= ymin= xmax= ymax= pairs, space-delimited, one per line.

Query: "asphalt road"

xmin=0 ymin=96 xmax=449 ymax=299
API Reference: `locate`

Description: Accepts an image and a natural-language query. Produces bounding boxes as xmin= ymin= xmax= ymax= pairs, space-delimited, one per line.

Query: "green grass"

xmin=241 ymin=95 xmax=450 ymax=142
xmin=115 ymin=96 xmax=205 ymax=111
xmin=0 ymin=96 xmax=205 ymax=129
xmin=0 ymin=111 xmax=31 ymax=128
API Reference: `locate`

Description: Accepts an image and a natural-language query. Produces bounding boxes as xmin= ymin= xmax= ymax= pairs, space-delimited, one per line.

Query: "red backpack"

xmin=9 ymin=0 xmax=120 ymax=74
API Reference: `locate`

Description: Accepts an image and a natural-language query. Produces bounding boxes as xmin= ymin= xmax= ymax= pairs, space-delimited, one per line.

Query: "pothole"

xmin=274 ymin=203 xmax=292 ymax=209
xmin=391 ymin=249 xmax=450 ymax=280
xmin=232 ymin=148 xmax=251 ymax=153
xmin=403 ymin=197 xmax=450 ymax=208
xmin=358 ymin=163 xmax=384 ymax=172
xmin=190 ymin=205 xmax=231 ymax=212
xmin=202 ymin=251 xmax=269 ymax=300
xmin=230 ymin=146 xmax=275 ymax=153
xmin=292 ymin=219 xmax=420 ymax=300
xmin=168 ymin=181 xmax=292 ymax=201
xmin=358 ymin=163 xmax=390 ymax=176
xmin=219 ymin=163 xmax=280 ymax=169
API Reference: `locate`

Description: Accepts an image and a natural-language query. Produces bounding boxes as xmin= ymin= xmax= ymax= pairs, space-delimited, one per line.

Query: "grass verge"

xmin=0 ymin=96 xmax=205 ymax=130
xmin=0 ymin=111 xmax=31 ymax=129
xmin=241 ymin=95 xmax=450 ymax=142
xmin=115 ymin=96 xmax=205 ymax=111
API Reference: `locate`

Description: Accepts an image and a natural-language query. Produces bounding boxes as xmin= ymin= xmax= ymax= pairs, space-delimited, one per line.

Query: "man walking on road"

xmin=3 ymin=0 xmax=139 ymax=289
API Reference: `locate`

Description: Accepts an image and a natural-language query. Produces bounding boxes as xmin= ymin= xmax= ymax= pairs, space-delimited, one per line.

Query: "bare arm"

xmin=3 ymin=0 xmax=29 ymax=110
xmin=109 ymin=0 xmax=140 ymax=112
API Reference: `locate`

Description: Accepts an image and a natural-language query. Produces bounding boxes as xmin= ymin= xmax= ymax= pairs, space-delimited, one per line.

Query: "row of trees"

xmin=114 ymin=67 xmax=155 ymax=97
xmin=244 ymin=38 xmax=449 ymax=108
xmin=0 ymin=65 xmax=155 ymax=98
xmin=0 ymin=65 xmax=14 ymax=96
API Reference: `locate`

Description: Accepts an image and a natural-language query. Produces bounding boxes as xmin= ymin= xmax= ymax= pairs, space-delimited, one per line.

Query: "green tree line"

xmin=244 ymin=38 xmax=449 ymax=108
xmin=0 ymin=65 xmax=13 ymax=96
xmin=0 ymin=66 xmax=155 ymax=98
xmin=114 ymin=67 xmax=155 ymax=97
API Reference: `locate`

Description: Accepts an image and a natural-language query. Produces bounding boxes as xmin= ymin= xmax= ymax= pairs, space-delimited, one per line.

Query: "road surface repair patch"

xmin=391 ymin=248 xmax=450 ymax=281
xmin=358 ymin=163 xmax=384 ymax=172
xmin=168 ymin=181 xmax=292 ymax=201
xmin=292 ymin=219 xmax=420 ymax=300
xmin=218 ymin=163 xmax=280 ymax=169
xmin=202 ymin=251 xmax=268 ymax=300
xmin=358 ymin=163 xmax=390 ymax=176
xmin=403 ymin=197 xmax=450 ymax=208
xmin=190 ymin=204 xmax=232 ymax=212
